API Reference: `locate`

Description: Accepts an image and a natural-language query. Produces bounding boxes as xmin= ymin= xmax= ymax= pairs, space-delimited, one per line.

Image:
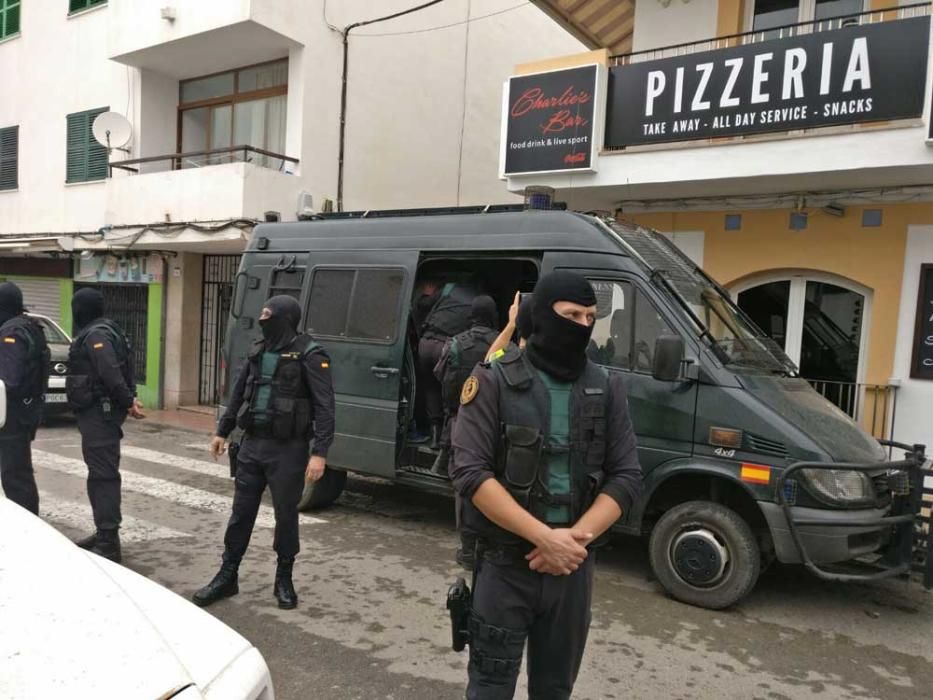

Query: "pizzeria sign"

xmin=605 ymin=16 xmax=931 ymax=148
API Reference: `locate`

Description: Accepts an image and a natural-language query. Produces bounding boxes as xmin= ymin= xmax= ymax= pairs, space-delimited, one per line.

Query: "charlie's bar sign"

xmin=606 ymin=16 xmax=930 ymax=148
xmin=502 ymin=64 xmax=604 ymax=175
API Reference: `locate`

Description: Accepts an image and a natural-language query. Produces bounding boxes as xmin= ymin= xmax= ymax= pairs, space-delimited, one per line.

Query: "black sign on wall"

xmin=606 ymin=17 xmax=930 ymax=148
xmin=911 ymin=264 xmax=933 ymax=380
xmin=502 ymin=65 xmax=602 ymax=176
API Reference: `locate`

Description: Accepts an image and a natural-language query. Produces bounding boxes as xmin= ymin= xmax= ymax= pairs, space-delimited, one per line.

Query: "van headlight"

xmin=801 ymin=468 xmax=874 ymax=506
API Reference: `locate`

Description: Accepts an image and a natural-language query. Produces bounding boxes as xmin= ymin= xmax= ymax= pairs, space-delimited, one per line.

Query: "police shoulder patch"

xmin=460 ymin=375 xmax=479 ymax=405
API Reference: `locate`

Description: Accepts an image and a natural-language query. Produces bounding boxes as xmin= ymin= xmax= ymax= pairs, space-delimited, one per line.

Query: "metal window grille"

xmin=200 ymin=255 xmax=241 ymax=405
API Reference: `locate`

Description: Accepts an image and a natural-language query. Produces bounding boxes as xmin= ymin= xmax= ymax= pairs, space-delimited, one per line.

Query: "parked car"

xmin=0 ymin=496 xmax=274 ymax=699
xmin=222 ymin=206 xmax=932 ymax=609
xmin=25 ymin=313 xmax=71 ymax=414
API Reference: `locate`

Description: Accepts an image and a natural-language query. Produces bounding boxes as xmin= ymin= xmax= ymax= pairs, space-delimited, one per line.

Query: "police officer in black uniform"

xmin=0 ymin=282 xmax=49 ymax=515
xmin=415 ymin=280 xmax=475 ymax=448
xmin=69 ymin=288 xmax=144 ymax=563
xmin=450 ymin=271 xmax=642 ymax=699
xmin=195 ymin=295 xmax=336 ymax=610
xmin=431 ymin=295 xmax=500 ymax=477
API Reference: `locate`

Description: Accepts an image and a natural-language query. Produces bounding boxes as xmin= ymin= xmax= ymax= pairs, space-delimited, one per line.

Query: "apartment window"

xmin=178 ymin=59 xmax=288 ymax=168
xmin=748 ymin=0 xmax=865 ymax=31
xmin=0 ymin=126 xmax=17 ymax=190
xmin=69 ymin=0 xmax=107 ymax=14
xmin=66 ymin=108 xmax=108 ymax=183
xmin=1 ymin=0 xmax=20 ymax=39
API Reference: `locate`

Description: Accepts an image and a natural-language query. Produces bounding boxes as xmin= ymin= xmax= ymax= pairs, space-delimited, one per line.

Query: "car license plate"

xmin=45 ymin=394 xmax=67 ymax=403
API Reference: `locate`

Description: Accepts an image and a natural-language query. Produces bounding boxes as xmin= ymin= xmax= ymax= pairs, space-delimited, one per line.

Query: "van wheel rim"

xmin=670 ymin=529 xmax=729 ymax=587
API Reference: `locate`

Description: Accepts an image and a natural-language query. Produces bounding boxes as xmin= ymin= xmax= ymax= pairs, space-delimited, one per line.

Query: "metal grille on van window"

xmin=745 ymin=433 xmax=789 ymax=459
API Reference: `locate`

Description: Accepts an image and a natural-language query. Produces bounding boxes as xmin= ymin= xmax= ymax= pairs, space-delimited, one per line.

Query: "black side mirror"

xmin=652 ymin=335 xmax=684 ymax=382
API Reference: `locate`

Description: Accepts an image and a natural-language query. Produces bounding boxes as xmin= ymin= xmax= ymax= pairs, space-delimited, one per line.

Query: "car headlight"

xmin=801 ymin=468 xmax=874 ymax=506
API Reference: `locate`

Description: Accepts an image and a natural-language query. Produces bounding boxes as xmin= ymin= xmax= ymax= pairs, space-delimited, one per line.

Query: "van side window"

xmin=588 ymin=279 xmax=673 ymax=372
xmin=269 ymin=267 xmax=304 ymax=300
xmin=307 ymin=267 xmax=404 ymax=343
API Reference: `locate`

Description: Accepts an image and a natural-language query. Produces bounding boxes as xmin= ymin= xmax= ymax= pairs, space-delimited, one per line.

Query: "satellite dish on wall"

xmin=92 ymin=112 xmax=132 ymax=153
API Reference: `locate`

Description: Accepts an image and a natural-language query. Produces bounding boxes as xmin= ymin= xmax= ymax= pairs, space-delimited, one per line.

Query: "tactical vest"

xmin=66 ymin=320 xmax=133 ymax=411
xmin=441 ymin=326 xmax=499 ymax=410
xmin=462 ymin=350 xmax=610 ymax=545
xmin=422 ymin=283 xmax=476 ymax=339
xmin=0 ymin=315 xmax=50 ymax=432
xmin=237 ymin=333 xmax=320 ymax=440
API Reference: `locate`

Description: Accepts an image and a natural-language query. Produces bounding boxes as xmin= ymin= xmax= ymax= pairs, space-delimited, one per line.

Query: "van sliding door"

xmin=303 ymin=252 xmax=418 ymax=477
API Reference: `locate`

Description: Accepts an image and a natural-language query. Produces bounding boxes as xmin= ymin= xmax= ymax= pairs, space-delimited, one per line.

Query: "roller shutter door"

xmin=15 ymin=279 xmax=62 ymax=323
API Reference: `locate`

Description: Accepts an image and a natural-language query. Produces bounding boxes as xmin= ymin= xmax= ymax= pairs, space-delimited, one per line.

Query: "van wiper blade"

xmin=651 ymin=269 xmax=732 ymax=365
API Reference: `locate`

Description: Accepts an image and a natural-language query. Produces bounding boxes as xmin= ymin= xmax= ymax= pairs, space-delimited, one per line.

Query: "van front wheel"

xmin=649 ymin=500 xmax=760 ymax=610
xmin=297 ymin=467 xmax=347 ymax=511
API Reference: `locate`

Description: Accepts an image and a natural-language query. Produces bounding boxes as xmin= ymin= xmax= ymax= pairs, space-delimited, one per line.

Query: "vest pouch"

xmin=502 ymin=425 xmax=542 ymax=507
xmin=66 ymin=374 xmax=95 ymax=411
xmin=271 ymin=397 xmax=296 ymax=440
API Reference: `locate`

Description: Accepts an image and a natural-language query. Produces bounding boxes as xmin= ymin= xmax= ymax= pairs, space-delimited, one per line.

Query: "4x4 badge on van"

xmin=461 ymin=376 xmax=479 ymax=405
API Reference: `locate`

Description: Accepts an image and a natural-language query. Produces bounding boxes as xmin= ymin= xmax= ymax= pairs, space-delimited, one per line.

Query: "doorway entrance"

xmin=734 ymin=272 xmax=870 ymax=414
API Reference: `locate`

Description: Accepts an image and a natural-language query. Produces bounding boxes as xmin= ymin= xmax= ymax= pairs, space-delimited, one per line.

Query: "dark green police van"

xmin=223 ymin=206 xmax=932 ymax=609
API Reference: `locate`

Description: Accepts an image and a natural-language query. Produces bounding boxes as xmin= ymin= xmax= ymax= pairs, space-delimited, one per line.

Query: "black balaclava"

xmin=0 ymin=282 xmax=24 ymax=327
xmin=259 ymin=295 xmax=301 ymax=351
xmin=515 ymin=295 xmax=534 ymax=341
xmin=469 ymin=295 xmax=498 ymax=330
xmin=525 ymin=271 xmax=597 ymax=382
xmin=72 ymin=288 xmax=105 ymax=332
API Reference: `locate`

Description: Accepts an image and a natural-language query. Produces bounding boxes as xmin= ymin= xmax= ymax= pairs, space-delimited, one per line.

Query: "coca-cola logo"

xmin=563 ymin=152 xmax=586 ymax=164
xmin=511 ymin=86 xmax=591 ymax=135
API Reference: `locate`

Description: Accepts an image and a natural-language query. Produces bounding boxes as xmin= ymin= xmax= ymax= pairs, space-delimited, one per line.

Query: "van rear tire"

xmin=297 ymin=467 xmax=347 ymax=511
xmin=649 ymin=500 xmax=760 ymax=610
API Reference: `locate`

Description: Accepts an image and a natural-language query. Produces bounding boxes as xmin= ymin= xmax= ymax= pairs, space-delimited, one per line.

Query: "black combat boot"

xmin=88 ymin=529 xmax=122 ymax=564
xmin=193 ymin=560 xmax=240 ymax=607
xmin=430 ymin=447 xmax=450 ymax=477
xmin=429 ymin=423 xmax=443 ymax=450
xmin=76 ymin=531 xmax=99 ymax=550
xmin=274 ymin=558 xmax=298 ymax=610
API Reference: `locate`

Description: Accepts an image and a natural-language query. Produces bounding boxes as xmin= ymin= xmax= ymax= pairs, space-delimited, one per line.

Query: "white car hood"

xmin=0 ymin=499 xmax=255 ymax=699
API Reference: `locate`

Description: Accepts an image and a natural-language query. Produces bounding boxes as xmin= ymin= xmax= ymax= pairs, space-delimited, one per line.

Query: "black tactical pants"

xmin=418 ymin=336 xmax=447 ymax=425
xmin=77 ymin=407 xmax=125 ymax=531
xmin=223 ymin=436 xmax=308 ymax=564
xmin=467 ymin=553 xmax=595 ymax=700
xmin=0 ymin=436 xmax=38 ymax=515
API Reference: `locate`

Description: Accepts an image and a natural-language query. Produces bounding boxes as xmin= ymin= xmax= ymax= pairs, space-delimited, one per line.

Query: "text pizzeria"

xmin=643 ymin=37 xmax=871 ymax=117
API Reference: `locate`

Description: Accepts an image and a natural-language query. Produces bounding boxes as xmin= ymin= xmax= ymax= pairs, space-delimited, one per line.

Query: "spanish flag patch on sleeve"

xmin=2 ymin=337 xmax=15 ymax=344
xmin=93 ymin=342 xmax=104 ymax=350
xmin=321 ymin=361 xmax=329 ymax=369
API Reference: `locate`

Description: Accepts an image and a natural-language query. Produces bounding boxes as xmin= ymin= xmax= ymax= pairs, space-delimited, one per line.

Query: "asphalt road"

xmin=31 ymin=420 xmax=933 ymax=700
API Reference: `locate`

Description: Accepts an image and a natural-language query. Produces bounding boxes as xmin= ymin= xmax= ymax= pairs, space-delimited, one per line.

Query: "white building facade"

xmin=0 ymin=0 xmax=581 ymax=408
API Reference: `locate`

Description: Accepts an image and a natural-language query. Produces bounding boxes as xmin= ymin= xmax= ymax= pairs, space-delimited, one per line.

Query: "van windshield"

xmin=601 ymin=219 xmax=795 ymax=374
xmin=682 ymin=280 xmax=795 ymax=373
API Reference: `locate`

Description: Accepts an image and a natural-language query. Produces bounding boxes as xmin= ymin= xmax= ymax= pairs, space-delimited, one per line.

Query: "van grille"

xmin=745 ymin=433 xmax=789 ymax=459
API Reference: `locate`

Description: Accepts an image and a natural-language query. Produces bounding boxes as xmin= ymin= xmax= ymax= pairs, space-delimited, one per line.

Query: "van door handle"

xmin=370 ymin=365 xmax=399 ymax=378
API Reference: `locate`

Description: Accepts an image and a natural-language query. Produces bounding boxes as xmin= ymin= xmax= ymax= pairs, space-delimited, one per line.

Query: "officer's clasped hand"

xmin=129 ymin=398 xmax=146 ymax=420
xmin=526 ymin=527 xmax=594 ymax=576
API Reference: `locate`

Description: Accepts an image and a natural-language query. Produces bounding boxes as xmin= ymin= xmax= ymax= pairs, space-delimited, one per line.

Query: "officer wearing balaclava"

xmin=0 ymin=282 xmax=49 ymax=515
xmin=68 ymin=287 xmax=144 ymax=563
xmin=449 ymin=271 xmax=643 ymax=698
xmin=197 ymin=295 xmax=336 ymax=610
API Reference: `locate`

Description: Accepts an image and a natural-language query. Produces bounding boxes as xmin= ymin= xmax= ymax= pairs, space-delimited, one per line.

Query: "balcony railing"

xmin=611 ymin=1 xmax=932 ymax=66
xmin=110 ymin=145 xmax=299 ymax=176
xmin=807 ymin=379 xmax=899 ymax=443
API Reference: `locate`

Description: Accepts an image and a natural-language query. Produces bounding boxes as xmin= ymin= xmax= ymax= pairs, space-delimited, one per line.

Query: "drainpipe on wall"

xmin=336 ymin=0 xmax=448 ymax=212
